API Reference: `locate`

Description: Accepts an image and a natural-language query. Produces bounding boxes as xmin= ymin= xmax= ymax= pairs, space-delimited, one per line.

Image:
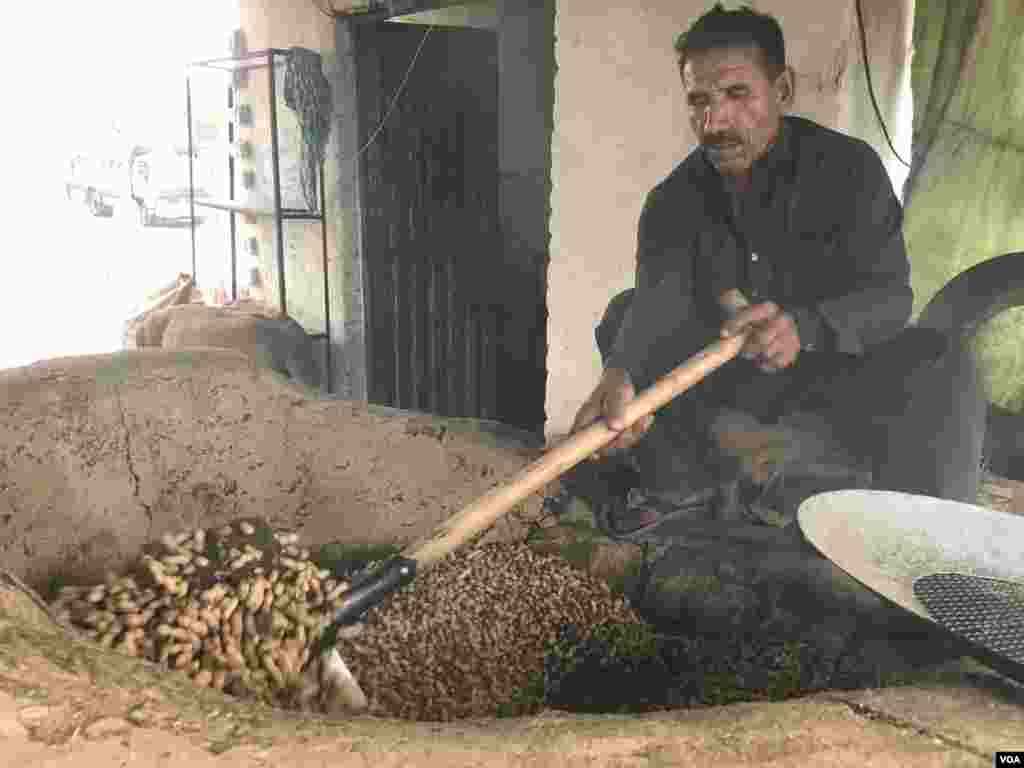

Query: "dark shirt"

xmin=606 ymin=115 xmax=913 ymax=421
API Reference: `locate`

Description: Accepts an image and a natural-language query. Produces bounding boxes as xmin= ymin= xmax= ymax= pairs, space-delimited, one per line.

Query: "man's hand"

xmin=570 ymin=367 xmax=653 ymax=458
xmin=720 ymin=301 xmax=801 ymax=373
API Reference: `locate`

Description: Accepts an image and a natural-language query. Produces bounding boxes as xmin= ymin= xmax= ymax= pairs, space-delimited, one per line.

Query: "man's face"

xmin=682 ymin=45 xmax=790 ymax=176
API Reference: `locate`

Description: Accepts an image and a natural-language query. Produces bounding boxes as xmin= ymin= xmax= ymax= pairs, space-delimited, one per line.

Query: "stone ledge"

xmin=0 ymin=350 xmax=549 ymax=592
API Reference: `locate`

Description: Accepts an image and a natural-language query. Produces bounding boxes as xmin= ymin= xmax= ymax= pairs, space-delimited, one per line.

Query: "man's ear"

xmin=777 ymin=65 xmax=796 ymax=109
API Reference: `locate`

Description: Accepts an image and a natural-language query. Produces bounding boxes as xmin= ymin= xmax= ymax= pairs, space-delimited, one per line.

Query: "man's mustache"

xmin=703 ymin=134 xmax=743 ymax=148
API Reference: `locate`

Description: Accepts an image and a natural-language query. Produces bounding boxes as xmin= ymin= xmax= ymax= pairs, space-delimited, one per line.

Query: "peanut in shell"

xmin=229 ymin=605 xmax=244 ymax=641
xmin=220 ymin=596 xmax=240 ymax=622
xmin=212 ymin=669 xmax=227 ymax=691
xmin=225 ymin=646 xmax=246 ymax=671
xmin=261 ymin=653 xmax=285 ymax=687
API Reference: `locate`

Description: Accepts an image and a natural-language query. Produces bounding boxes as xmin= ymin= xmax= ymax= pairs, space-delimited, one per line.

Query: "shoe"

xmin=610 ymin=493 xmax=663 ymax=535
xmin=603 ymin=487 xmax=719 ymax=536
xmin=713 ymin=426 xmax=789 ymax=486
xmin=707 ymin=422 xmax=791 ymax=526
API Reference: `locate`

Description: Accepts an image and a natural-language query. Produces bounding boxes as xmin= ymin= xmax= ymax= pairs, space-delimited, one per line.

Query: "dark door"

xmin=356 ymin=21 xmax=506 ymax=422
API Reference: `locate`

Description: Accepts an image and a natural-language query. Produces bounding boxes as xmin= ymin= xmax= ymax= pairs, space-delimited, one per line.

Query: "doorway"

xmin=348 ymin=3 xmax=551 ymax=435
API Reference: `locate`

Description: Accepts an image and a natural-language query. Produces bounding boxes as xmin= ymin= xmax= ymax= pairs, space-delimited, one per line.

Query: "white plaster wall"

xmin=545 ymin=0 xmax=913 ymax=440
xmin=235 ymin=0 xmax=346 ymax=393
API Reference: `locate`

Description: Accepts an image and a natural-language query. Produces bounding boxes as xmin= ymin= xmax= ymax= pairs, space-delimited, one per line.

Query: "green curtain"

xmin=904 ymin=0 xmax=1024 ymax=409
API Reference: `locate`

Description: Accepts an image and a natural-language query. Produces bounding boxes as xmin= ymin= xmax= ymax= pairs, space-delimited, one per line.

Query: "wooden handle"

xmin=400 ymin=290 xmax=752 ymax=571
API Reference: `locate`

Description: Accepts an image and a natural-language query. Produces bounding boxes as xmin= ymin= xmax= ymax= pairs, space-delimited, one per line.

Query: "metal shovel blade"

xmin=797 ymin=489 xmax=1024 ymax=682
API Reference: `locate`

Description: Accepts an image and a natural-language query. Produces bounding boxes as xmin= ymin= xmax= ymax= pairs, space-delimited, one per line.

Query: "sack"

xmin=122 ymin=273 xmax=201 ymax=349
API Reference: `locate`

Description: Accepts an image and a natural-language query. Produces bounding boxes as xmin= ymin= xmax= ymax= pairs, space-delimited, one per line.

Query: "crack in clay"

xmin=827 ymin=697 xmax=990 ymax=761
xmin=113 ymin=385 xmax=154 ymax=539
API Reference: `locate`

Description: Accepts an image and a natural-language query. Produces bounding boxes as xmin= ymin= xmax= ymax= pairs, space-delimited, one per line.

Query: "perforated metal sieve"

xmin=913 ymin=573 xmax=1024 ymax=669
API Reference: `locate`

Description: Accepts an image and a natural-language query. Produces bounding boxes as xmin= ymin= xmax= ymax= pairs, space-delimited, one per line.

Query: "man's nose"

xmin=702 ymin=100 xmax=731 ymax=133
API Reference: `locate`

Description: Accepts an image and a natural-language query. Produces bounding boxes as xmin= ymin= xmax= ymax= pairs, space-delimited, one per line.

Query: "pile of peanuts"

xmin=48 ymin=518 xmax=651 ymax=720
xmin=49 ymin=517 xmax=350 ymax=703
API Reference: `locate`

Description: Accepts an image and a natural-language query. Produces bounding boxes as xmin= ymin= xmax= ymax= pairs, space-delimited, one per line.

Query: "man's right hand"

xmin=570 ymin=367 xmax=654 ymax=458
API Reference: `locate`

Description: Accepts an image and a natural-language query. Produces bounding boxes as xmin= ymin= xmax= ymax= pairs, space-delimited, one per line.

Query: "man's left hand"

xmin=720 ymin=301 xmax=801 ymax=373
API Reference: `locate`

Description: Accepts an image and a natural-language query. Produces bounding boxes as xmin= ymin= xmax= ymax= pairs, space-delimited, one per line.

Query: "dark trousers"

xmin=594 ymin=289 xmax=985 ymax=504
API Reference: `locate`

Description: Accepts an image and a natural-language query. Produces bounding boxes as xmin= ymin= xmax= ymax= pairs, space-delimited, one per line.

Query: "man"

xmin=568 ymin=4 xmax=984 ymax=537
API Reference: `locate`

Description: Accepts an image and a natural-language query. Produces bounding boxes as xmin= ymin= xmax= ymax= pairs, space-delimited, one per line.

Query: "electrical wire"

xmin=286 ymin=11 xmax=433 ymax=173
xmin=855 ymin=0 xmax=911 ymax=168
xmin=344 ymin=24 xmax=435 ymax=167
xmin=321 ymin=5 xmax=903 ymax=176
xmin=292 ymin=9 xmax=434 ymax=166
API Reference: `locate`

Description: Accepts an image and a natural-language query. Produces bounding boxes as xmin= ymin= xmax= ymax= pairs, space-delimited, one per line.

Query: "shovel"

xmin=305 ymin=289 xmax=757 ymax=711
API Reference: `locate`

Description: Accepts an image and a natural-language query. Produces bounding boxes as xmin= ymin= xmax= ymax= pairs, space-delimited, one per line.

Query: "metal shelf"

xmin=187 ymin=48 xmax=292 ymax=72
xmin=192 ymin=198 xmax=273 ymax=216
xmin=186 ymin=48 xmax=333 ymax=394
xmin=193 ymin=197 xmax=324 ymax=220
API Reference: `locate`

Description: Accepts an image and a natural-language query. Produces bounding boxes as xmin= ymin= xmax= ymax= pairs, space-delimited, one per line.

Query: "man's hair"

xmin=674 ymin=4 xmax=786 ymax=79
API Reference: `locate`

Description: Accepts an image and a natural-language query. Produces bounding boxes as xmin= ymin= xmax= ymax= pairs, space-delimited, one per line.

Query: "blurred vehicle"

xmin=64 ymin=154 xmax=129 ymax=217
xmin=130 ymin=148 xmax=207 ymax=226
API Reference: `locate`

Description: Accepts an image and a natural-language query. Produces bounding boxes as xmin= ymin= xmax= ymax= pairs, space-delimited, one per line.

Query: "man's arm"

xmin=569 ymin=189 xmax=686 ymax=450
xmin=803 ymin=144 xmax=913 ymax=355
xmin=604 ymin=187 xmax=698 ymax=391
xmin=600 ymin=186 xmax=731 ymax=441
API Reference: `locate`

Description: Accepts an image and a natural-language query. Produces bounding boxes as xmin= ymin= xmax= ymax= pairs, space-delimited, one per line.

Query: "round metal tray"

xmin=798 ymin=489 xmax=1024 ymax=682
